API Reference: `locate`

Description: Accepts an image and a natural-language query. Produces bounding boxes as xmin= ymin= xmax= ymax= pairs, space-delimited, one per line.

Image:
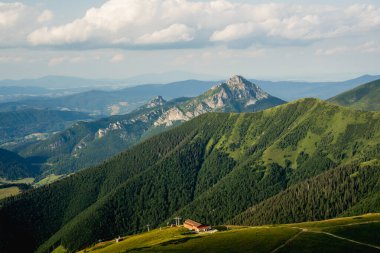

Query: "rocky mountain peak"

xmin=153 ymin=75 xmax=284 ymax=127
xmin=226 ymin=75 xmax=250 ymax=88
xmin=146 ymin=96 xmax=166 ymax=108
xmin=222 ymin=75 xmax=269 ymax=101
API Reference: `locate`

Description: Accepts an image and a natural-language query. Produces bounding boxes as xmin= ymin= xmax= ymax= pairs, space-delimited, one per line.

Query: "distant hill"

xmin=17 ymin=75 xmax=284 ymax=175
xmin=328 ymin=79 xmax=380 ymax=111
xmin=0 ymin=80 xmax=216 ymax=115
xmin=0 ymin=109 xmax=94 ymax=145
xmin=1 ymin=98 xmax=380 ymax=252
xmin=0 ymin=148 xmax=39 ymax=180
xmin=254 ymin=74 xmax=380 ymax=101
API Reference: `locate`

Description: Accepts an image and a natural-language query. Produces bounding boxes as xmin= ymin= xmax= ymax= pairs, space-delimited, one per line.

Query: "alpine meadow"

xmin=0 ymin=1 xmax=380 ymax=253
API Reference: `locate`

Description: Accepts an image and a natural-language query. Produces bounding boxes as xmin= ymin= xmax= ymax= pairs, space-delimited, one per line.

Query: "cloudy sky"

xmin=1 ymin=0 xmax=380 ymax=81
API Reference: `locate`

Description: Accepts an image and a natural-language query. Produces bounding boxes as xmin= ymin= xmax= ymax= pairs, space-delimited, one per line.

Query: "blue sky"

xmin=1 ymin=0 xmax=380 ymax=81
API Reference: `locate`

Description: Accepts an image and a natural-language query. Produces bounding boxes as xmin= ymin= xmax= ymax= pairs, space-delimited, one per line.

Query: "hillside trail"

xmin=308 ymin=230 xmax=380 ymax=250
xmin=269 ymin=228 xmax=305 ymax=253
xmin=269 ymin=220 xmax=380 ymax=253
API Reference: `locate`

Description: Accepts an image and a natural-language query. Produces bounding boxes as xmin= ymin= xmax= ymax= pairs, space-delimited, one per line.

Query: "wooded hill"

xmin=0 ymin=148 xmax=39 ymax=180
xmin=329 ymin=79 xmax=380 ymax=111
xmin=1 ymin=98 xmax=380 ymax=253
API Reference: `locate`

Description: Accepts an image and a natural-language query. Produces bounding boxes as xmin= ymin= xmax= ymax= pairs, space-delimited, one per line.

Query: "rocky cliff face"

xmin=145 ymin=96 xmax=167 ymax=108
xmin=153 ymin=75 xmax=283 ymax=127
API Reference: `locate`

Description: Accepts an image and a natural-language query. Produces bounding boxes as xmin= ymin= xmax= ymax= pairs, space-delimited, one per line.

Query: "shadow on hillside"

xmin=159 ymin=236 xmax=201 ymax=246
xmin=124 ymin=246 xmax=152 ymax=252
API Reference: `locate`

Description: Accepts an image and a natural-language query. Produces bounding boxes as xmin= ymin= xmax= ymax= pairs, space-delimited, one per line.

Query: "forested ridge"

xmin=1 ymin=98 xmax=380 ymax=253
xmin=231 ymin=161 xmax=380 ymax=225
xmin=329 ymin=79 xmax=380 ymax=111
xmin=0 ymin=148 xmax=40 ymax=180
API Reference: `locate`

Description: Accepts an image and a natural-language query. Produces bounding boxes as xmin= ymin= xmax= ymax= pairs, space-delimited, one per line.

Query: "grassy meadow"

xmin=76 ymin=214 xmax=380 ymax=253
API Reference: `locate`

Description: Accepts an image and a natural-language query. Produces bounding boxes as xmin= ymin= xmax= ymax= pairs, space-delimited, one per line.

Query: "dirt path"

xmin=330 ymin=220 xmax=380 ymax=228
xmin=270 ymin=228 xmax=305 ymax=253
xmin=270 ymin=220 xmax=380 ymax=253
xmin=310 ymin=230 xmax=380 ymax=251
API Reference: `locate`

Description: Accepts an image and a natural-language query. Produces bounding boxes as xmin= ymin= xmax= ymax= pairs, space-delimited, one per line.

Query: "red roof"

xmin=184 ymin=219 xmax=209 ymax=228
xmin=184 ymin=219 xmax=202 ymax=227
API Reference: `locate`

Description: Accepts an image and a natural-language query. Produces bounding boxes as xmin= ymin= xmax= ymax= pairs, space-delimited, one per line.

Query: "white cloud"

xmin=136 ymin=24 xmax=194 ymax=45
xmin=48 ymin=55 xmax=90 ymax=66
xmin=210 ymin=22 xmax=255 ymax=42
xmin=0 ymin=3 xmax=54 ymax=47
xmin=37 ymin=10 xmax=53 ymax=23
xmin=28 ymin=20 xmax=93 ymax=46
xmin=0 ymin=1 xmax=379 ymax=50
xmin=315 ymin=47 xmax=349 ymax=56
xmin=110 ymin=53 xmax=125 ymax=63
xmin=316 ymin=41 xmax=380 ymax=56
xmin=0 ymin=2 xmax=25 ymax=28
xmin=48 ymin=56 xmax=66 ymax=66
xmin=358 ymin=41 xmax=380 ymax=53
xmin=25 ymin=1 xmax=380 ymax=49
xmin=0 ymin=55 xmax=23 ymax=63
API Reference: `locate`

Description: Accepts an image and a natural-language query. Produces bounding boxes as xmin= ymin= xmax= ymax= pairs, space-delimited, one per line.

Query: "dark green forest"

xmin=1 ymin=98 xmax=380 ymax=253
xmin=0 ymin=148 xmax=40 ymax=180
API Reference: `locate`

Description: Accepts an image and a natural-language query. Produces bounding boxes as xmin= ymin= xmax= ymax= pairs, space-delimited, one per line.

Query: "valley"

xmin=1 ymin=92 xmax=380 ymax=252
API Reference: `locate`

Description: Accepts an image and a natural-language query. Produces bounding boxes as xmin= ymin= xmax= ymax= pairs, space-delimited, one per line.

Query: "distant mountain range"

xmin=0 ymin=74 xmax=379 ymax=115
xmin=328 ymin=79 xmax=380 ymax=111
xmin=15 ymin=76 xmax=284 ymax=176
xmin=0 ymin=80 xmax=216 ymax=115
xmin=0 ymin=72 xmax=224 ymax=88
xmin=1 ymin=98 xmax=379 ymax=253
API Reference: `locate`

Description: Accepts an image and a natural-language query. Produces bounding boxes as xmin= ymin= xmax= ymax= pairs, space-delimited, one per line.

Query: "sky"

xmin=1 ymin=0 xmax=380 ymax=81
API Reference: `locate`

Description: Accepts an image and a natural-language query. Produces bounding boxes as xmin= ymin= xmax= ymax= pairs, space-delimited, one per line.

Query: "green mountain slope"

xmin=328 ymin=79 xmax=380 ymax=111
xmin=231 ymin=161 xmax=380 ymax=225
xmin=0 ymin=148 xmax=39 ymax=180
xmin=17 ymin=97 xmax=188 ymax=175
xmin=76 ymin=214 xmax=380 ymax=253
xmin=19 ymin=75 xmax=284 ymax=175
xmin=1 ymin=98 xmax=380 ymax=253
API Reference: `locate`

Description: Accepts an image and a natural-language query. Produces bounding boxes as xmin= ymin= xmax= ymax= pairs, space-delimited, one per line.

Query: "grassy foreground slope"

xmin=328 ymin=79 xmax=380 ymax=111
xmin=1 ymin=98 xmax=380 ymax=253
xmin=76 ymin=214 xmax=380 ymax=253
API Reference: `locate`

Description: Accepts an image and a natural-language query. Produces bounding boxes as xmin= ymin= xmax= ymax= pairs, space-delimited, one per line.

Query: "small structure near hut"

xmin=183 ymin=219 xmax=211 ymax=232
xmin=115 ymin=236 xmax=123 ymax=243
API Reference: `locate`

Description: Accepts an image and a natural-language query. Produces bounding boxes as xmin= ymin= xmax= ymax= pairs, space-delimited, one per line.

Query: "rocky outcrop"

xmin=153 ymin=107 xmax=190 ymax=127
xmin=153 ymin=75 xmax=283 ymax=127
xmin=146 ymin=96 xmax=166 ymax=108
